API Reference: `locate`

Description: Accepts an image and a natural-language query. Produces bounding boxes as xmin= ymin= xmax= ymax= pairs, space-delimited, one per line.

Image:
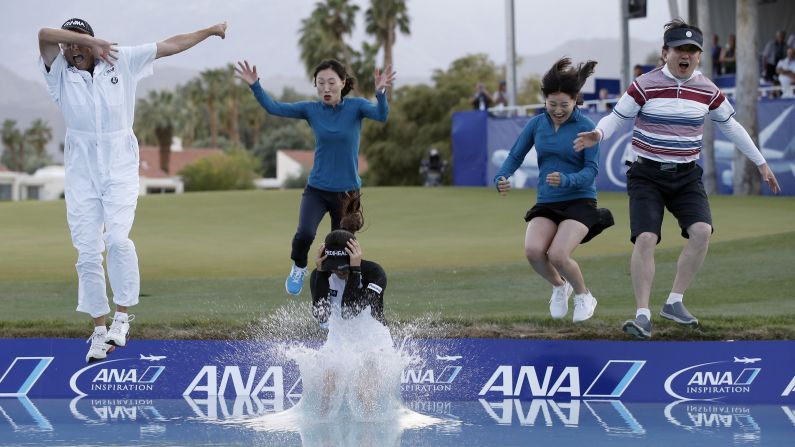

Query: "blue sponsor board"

xmin=453 ymin=98 xmax=795 ymax=195
xmin=1 ymin=338 xmax=794 ymax=403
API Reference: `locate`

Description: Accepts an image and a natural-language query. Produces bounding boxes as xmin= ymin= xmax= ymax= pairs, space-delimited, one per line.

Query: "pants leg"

xmin=291 ymin=186 xmax=332 ymax=268
xmin=103 ymin=180 xmax=140 ymax=308
xmin=66 ymin=161 xmax=110 ymax=318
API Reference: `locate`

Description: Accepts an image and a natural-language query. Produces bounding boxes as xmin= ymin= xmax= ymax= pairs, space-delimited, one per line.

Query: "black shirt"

xmin=309 ymin=260 xmax=387 ymax=325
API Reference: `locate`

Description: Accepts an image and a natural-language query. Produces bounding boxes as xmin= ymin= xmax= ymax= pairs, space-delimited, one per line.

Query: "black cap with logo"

xmin=322 ymin=244 xmax=350 ymax=271
xmin=321 ymin=231 xmax=355 ymax=271
xmin=61 ymin=18 xmax=94 ymax=37
xmin=664 ymin=26 xmax=703 ymax=50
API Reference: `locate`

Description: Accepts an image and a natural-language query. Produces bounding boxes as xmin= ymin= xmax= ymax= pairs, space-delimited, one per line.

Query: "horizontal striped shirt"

xmin=609 ymin=65 xmax=734 ymax=163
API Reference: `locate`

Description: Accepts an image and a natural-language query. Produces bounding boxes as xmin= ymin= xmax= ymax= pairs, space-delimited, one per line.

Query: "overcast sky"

xmin=6 ymin=0 xmax=686 ymax=84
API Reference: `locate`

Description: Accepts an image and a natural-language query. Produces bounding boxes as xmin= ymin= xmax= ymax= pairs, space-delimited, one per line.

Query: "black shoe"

xmin=660 ymin=302 xmax=699 ymax=327
xmin=622 ymin=315 xmax=652 ymax=340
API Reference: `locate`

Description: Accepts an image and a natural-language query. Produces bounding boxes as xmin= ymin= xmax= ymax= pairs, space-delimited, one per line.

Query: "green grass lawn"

xmin=1 ymin=187 xmax=793 ymax=340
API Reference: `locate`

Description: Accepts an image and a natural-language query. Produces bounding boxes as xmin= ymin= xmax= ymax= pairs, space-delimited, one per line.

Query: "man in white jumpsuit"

xmin=39 ymin=18 xmax=227 ymax=362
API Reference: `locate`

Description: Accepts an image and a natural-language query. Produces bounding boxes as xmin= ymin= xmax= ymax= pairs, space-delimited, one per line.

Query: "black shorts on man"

xmin=627 ymin=158 xmax=713 ymax=244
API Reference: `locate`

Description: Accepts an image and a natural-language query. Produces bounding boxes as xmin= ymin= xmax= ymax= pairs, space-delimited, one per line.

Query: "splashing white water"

xmin=243 ymin=307 xmax=449 ymax=441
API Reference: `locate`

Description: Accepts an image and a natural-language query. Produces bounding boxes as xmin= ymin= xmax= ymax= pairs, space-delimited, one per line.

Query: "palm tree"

xmin=299 ymin=0 xmax=360 ymax=78
xmin=350 ymin=41 xmax=379 ymax=97
xmin=734 ymin=0 xmax=761 ymax=195
xmin=1 ymin=120 xmax=24 ymax=172
xmin=238 ymin=86 xmax=266 ymax=150
xmin=365 ymin=0 xmax=410 ymax=78
xmin=24 ymin=119 xmax=53 ymax=158
xmin=223 ymin=63 xmax=246 ymax=148
xmin=135 ymin=90 xmax=178 ymax=174
xmin=198 ymin=68 xmax=228 ymax=147
xmin=176 ymin=80 xmax=205 ymax=148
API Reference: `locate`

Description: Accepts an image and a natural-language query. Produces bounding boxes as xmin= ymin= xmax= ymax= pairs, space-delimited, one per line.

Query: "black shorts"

xmin=524 ymin=198 xmax=615 ymax=244
xmin=627 ymin=158 xmax=713 ymax=244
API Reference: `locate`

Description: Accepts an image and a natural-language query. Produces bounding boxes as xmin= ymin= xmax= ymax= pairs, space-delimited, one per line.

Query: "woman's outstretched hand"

xmin=374 ymin=64 xmax=396 ymax=93
xmin=234 ymin=60 xmax=258 ymax=86
xmin=573 ymin=130 xmax=601 ymax=152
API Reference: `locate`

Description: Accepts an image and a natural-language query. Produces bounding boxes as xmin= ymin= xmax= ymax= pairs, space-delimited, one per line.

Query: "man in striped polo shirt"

xmin=574 ymin=19 xmax=781 ymax=340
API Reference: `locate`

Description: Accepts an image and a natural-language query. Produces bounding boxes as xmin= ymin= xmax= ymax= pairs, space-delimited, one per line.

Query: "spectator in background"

xmin=419 ymin=148 xmax=447 ymax=187
xmin=776 ymin=47 xmax=795 ymax=98
xmin=493 ymin=80 xmax=509 ymax=107
xmin=596 ymin=88 xmax=613 ymax=112
xmin=471 ymin=82 xmax=493 ymax=110
xmin=762 ymin=30 xmax=787 ymax=82
xmin=633 ymin=64 xmax=644 ymax=78
xmin=711 ymin=34 xmax=722 ymax=76
xmin=720 ymin=34 xmax=736 ymax=75
xmin=788 ymin=33 xmax=795 ymax=52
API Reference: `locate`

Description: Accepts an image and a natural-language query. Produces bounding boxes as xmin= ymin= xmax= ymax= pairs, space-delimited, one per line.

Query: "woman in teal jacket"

xmin=495 ymin=57 xmax=613 ymax=323
xmin=236 ymin=59 xmax=395 ymax=296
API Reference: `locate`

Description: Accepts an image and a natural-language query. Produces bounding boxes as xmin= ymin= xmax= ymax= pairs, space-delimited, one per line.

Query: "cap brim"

xmin=322 ymin=257 xmax=350 ymax=271
xmin=667 ymin=39 xmax=703 ymax=50
xmin=62 ymin=26 xmax=91 ymax=35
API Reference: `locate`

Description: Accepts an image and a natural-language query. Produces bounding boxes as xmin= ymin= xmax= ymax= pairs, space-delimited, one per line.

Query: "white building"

xmin=275 ymin=149 xmax=368 ymax=187
xmin=0 ymin=164 xmax=64 ymax=201
xmin=0 ymin=144 xmax=223 ymax=201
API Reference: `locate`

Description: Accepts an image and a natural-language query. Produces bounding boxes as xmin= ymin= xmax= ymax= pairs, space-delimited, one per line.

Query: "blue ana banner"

xmin=1 ymin=338 xmax=794 ymax=404
xmin=453 ymin=98 xmax=795 ymax=195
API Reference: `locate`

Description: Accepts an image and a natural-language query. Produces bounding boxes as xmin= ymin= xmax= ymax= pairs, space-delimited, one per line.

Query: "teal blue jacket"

xmin=250 ymin=81 xmax=389 ymax=192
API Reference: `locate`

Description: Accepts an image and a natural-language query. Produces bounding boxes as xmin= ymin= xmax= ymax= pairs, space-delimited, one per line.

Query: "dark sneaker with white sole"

xmin=660 ymin=302 xmax=699 ymax=327
xmin=622 ymin=315 xmax=652 ymax=340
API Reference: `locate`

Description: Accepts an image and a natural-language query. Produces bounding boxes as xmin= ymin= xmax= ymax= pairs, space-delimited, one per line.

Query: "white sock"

xmin=114 ymin=312 xmax=128 ymax=322
xmin=94 ymin=326 xmax=107 ymax=335
xmin=666 ymin=293 xmax=683 ymax=305
xmin=636 ymin=308 xmax=651 ymax=319
xmin=575 ymin=292 xmax=593 ymax=302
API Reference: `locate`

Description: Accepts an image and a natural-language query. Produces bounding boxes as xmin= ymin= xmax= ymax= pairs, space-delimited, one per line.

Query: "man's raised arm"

xmin=155 ymin=22 xmax=227 ymax=59
xmin=38 ymin=28 xmax=116 ymax=69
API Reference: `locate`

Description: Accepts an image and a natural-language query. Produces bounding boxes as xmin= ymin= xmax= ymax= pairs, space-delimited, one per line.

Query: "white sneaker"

xmin=549 ymin=281 xmax=573 ymax=319
xmin=572 ymin=292 xmax=597 ymax=322
xmin=106 ymin=314 xmax=135 ymax=347
xmin=86 ymin=332 xmax=114 ymax=363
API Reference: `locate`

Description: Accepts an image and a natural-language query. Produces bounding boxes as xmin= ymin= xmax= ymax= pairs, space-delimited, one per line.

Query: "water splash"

xmin=241 ymin=306 xmax=454 ymax=443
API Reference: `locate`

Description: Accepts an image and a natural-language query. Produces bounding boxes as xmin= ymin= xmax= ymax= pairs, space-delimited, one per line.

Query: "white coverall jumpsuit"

xmin=41 ymin=44 xmax=156 ymax=318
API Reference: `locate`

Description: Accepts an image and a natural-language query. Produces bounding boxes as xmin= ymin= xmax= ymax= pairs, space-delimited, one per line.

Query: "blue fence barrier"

xmin=452 ymin=98 xmax=795 ymax=195
xmin=2 ymin=338 xmax=794 ymax=404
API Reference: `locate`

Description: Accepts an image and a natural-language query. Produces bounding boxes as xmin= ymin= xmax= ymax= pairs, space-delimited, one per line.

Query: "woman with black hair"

xmin=235 ymin=59 xmax=395 ymax=296
xmin=308 ymin=192 xmax=386 ymax=329
xmin=494 ymin=57 xmax=613 ymax=323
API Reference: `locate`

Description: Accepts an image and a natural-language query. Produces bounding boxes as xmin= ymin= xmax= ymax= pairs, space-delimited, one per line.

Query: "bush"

xmin=179 ymin=149 xmax=260 ymax=191
xmin=283 ymin=171 xmax=309 ymax=189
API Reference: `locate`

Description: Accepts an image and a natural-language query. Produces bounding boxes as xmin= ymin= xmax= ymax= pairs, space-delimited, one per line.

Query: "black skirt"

xmin=524 ymin=199 xmax=614 ymax=244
